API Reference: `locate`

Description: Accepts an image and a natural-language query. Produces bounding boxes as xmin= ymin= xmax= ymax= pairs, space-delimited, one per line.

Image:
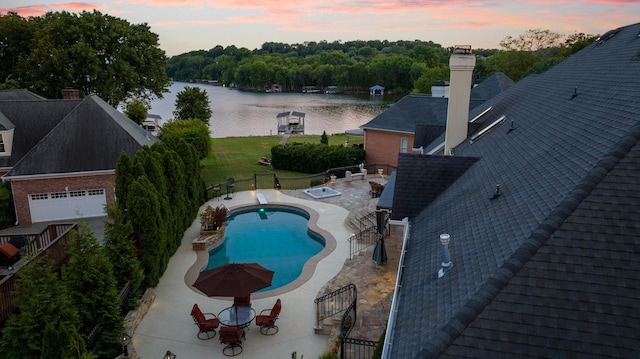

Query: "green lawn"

xmin=201 ymin=133 xmax=363 ymax=186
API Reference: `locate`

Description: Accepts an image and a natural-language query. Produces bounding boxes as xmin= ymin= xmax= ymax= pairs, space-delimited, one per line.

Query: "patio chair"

xmin=255 ymin=298 xmax=281 ymax=335
xmin=191 ymin=303 xmax=220 ymax=339
xmin=233 ymin=294 xmax=251 ymax=307
xmin=219 ymin=326 xmax=243 ymax=356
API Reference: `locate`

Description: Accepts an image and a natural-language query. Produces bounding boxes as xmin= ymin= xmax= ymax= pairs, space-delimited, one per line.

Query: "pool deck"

xmin=130 ymin=175 xmax=400 ymax=358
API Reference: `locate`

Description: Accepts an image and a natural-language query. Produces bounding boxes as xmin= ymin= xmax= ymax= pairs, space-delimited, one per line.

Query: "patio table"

xmin=218 ymin=305 xmax=256 ymax=330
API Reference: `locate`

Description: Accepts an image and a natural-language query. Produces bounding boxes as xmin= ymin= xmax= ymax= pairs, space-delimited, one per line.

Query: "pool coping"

xmin=184 ymin=202 xmax=337 ymax=301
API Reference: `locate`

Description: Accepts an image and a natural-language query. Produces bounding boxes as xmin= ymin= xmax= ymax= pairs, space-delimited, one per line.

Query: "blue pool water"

xmin=206 ymin=206 xmax=325 ymax=292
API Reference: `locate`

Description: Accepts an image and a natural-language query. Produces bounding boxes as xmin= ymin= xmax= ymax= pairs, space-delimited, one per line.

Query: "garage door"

xmin=28 ymin=189 xmax=107 ymax=223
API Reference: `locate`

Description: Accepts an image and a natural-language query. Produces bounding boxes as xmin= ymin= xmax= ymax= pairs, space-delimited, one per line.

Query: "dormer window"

xmin=0 ymin=129 xmax=14 ymax=156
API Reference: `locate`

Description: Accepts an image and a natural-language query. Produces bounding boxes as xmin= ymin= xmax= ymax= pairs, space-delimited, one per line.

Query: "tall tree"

xmin=62 ymin=223 xmax=123 ymax=358
xmin=173 ymin=86 xmax=213 ymax=124
xmin=0 ymin=257 xmax=87 ymax=358
xmin=499 ymin=28 xmax=563 ymax=56
xmin=124 ymin=98 xmax=148 ymax=125
xmin=3 ymin=10 xmax=170 ymax=106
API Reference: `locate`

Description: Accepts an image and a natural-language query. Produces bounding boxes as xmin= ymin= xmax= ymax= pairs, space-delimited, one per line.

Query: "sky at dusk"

xmin=1 ymin=1 xmax=639 ymax=57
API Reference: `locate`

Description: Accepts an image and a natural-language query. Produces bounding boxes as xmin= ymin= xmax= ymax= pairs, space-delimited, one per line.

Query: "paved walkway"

xmin=130 ymin=175 xmax=402 ymax=358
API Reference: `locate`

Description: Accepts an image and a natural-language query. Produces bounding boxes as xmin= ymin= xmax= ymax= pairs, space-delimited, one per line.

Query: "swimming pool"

xmin=206 ymin=206 xmax=326 ymax=292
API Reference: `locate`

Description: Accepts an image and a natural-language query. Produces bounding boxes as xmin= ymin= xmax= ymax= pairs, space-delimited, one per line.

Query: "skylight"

xmin=469 ymin=106 xmax=493 ymax=123
xmin=469 ymin=115 xmax=506 ymax=144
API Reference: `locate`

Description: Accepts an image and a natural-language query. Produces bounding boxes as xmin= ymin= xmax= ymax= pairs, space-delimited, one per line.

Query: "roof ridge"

xmin=419 ymin=118 xmax=640 ymax=358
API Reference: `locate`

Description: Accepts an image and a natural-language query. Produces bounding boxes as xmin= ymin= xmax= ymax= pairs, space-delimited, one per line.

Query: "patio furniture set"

xmin=190 ymin=262 xmax=280 ymax=356
xmin=191 ymin=299 xmax=282 ymax=356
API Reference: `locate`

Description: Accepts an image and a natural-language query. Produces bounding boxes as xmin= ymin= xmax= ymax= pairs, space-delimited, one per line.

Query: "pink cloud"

xmin=0 ymin=3 xmax=100 ymax=17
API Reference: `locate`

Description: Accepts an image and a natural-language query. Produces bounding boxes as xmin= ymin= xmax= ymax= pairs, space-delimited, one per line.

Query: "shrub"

xmin=271 ymin=142 xmax=365 ymax=173
xmin=161 ymin=119 xmax=211 ymax=159
xmin=199 ymin=204 xmax=229 ymax=231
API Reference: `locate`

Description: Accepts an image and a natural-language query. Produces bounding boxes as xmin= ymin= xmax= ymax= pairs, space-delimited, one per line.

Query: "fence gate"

xmin=254 ymin=171 xmax=277 ymax=190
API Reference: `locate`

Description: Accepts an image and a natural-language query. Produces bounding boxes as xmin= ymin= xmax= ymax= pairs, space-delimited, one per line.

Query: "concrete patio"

xmin=129 ymin=176 xmax=401 ymax=358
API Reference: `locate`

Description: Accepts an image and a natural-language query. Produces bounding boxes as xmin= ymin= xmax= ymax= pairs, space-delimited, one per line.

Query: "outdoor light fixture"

xmin=120 ymin=331 xmax=131 ymax=356
xmin=163 ymin=350 xmax=176 ymax=359
xmin=438 ymin=233 xmax=453 ymax=278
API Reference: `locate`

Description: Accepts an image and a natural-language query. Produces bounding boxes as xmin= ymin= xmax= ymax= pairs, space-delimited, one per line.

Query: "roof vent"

xmin=507 ymin=120 xmax=515 ymax=133
xmin=437 ymin=233 xmax=453 ymax=278
xmin=570 ymin=86 xmax=579 ymax=100
xmin=490 ymin=184 xmax=502 ymax=200
xmin=597 ymin=28 xmax=619 ymax=44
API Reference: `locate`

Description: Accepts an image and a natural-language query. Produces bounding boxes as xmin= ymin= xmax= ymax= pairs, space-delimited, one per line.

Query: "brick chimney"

xmin=444 ymin=45 xmax=475 ymax=155
xmin=61 ymin=88 xmax=80 ymax=99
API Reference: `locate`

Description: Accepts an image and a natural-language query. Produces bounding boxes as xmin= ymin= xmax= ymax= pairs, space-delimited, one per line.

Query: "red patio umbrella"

xmin=193 ymin=262 xmax=274 ymax=298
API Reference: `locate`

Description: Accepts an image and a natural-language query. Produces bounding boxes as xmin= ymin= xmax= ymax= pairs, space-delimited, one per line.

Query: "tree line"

xmin=167 ymin=29 xmax=599 ymax=95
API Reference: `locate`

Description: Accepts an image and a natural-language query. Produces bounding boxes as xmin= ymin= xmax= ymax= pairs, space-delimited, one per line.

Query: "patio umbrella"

xmin=372 ymin=210 xmax=388 ymax=265
xmin=193 ymin=262 xmax=274 ymax=298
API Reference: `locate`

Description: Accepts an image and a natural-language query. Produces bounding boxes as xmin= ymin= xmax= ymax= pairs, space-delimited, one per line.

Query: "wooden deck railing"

xmin=0 ymin=223 xmax=77 ymax=323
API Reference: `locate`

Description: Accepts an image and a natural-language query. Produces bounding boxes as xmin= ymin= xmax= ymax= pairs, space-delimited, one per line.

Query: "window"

xmin=400 ymin=138 xmax=408 ymax=153
xmin=0 ymin=134 xmax=5 ymax=153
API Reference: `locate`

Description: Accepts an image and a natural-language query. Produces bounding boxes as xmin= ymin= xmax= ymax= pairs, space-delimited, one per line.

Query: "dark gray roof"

xmin=471 ymin=72 xmax=515 ymax=101
xmin=389 ymin=22 xmax=640 ymax=358
xmin=362 ymin=74 xmax=509 ymax=135
xmin=413 ymin=124 xmax=446 ymax=149
xmin=361 ymin=94 xmax=450 ymax=133
xmin=390 ymin=153 xmax=477 ymax=220
xmin=0 ymin=99 xmax=81 ymax=168
xmin=0 ymin=89 xmax=46 ymax=101
xmin=5 ymin=94 xmax=157 ymax=177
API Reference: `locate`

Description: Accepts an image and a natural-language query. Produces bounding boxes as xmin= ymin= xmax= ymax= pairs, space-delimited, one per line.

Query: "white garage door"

xmin=28 ymin=189 xmax=107 ymax=223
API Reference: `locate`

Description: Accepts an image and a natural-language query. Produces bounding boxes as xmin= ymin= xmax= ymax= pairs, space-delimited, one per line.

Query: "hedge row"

xmin=271 ymin=142 xmax=365 ymax=174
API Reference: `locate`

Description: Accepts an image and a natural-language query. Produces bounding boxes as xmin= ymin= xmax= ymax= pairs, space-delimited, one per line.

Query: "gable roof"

xmin=0 ymin=89 xmax=46 ymax=101
xmin=362 ymin=94 xmax=450 ymax=133
xmin=388 ymin=22 xmax=640 ymax=358
xmin=470 ymin=72 xmax=515 ymax=101
xmin=5 ymin=94 xmax=157 ymax=177
xmin=390 ymin=153 xmax=477 ymax=220
xmin=0 ymin=98 xmax=81 ymax=169
xmin=362 ymin=73 xmax=511 ymax=135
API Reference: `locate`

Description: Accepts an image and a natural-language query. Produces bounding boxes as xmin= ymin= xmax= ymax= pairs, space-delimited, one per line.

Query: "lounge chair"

xmin=255 ymin=298 xmax=281 ymax=335
xmin=0 ymin=241 xmax=20 ymax=267
xmin=219 ymin=326 xmax=243 ymax=356
xmin=191 ymin=304 xmax=220 ymax=339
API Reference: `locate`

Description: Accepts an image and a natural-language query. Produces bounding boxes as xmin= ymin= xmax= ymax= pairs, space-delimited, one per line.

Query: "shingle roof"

xmin=361 ymin=94 xmax=450 ymax=133
xmin=0 ymin=99 xmax=81 ymax=168
xmin=5 ymin=94 xmax=157 ymax=177
xmin=0 ymin=89 xmax=46 ymax=101
xmin=470 ymin=72 xmax=515 ymax=101
xmin=388 ymin=22 xmax=640 ymax=358
xmin=362 ymin=73 xmax=510 ymax=135
xmin=390 ymin=153 xmax=477 ymax=220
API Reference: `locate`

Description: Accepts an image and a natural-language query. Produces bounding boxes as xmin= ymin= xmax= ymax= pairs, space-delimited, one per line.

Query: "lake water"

xmin=149 ymin=82 xmax=396 ymax=138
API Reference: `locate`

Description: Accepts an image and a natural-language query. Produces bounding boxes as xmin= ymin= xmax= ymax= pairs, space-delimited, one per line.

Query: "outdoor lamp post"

xmin=438 ymin=233 xmax=453 ymax=278
xmin=163 ymin=350 xmax=176 ymax=359
xmin=120 ymin=332 xmax=131 ymax=357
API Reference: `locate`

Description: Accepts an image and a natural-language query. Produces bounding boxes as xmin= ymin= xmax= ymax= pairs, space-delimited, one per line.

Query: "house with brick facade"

xmin=0 ymin=90 xmax=157 ymax=225
xmin=362 ymin=73 xmax=513 ymax=167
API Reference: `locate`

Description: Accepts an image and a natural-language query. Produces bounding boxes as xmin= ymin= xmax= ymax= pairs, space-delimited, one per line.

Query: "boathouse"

xmin=277 ymin=111 xmax=305 ymax=134
xmin=369 ymin=84 xmax=385 ymax=95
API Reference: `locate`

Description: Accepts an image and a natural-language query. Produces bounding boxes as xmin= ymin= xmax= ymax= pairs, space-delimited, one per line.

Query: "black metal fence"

xmin=341 ymin=337 xmax=378 ymax=359
xmin=204 ymin=163 xmax=396 ymax=199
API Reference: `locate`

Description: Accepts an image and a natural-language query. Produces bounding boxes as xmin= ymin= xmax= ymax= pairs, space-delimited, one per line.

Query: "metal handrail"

xmin=314 ymin=284 xmax=357 ymax=330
